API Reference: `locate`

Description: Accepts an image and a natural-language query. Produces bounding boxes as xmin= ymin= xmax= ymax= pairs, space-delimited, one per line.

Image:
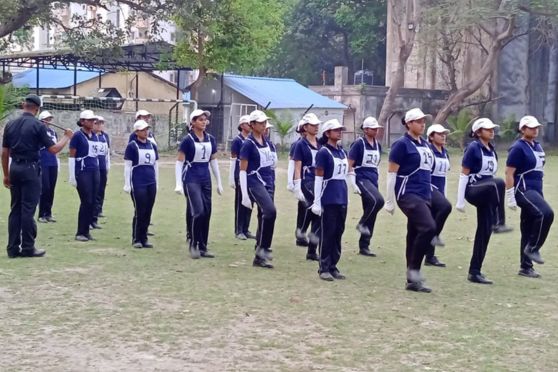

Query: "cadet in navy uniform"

xmin=293 ymin=113 xmax=322 ymax=261
xmin=230 ymin=115 xmax=255 ymax=240
xmin=37 ymin=111 xmax=60 ymax=223
xmin=311 ymin=119 xmax=349 ymax=281
xmin=2 ymin=95 xmax=73 ymax=258
xmin=175 ymin=109 xmax=223 ymax=259
xmin=424 ymin=124 xmax=452 ymax=268
xmin=129 ymin=109 xmax=157 ymax=145
xmin=505 ymin=116 xmax=554 ymax=278
xmin=385 ymin=108 xmax=436 ymax=293
xmin=456 ymin=118 xmax=503 ymax=284
xmin=69 ymin=110 xmax=101 ymax=242
xmin=348 ymin=116 xmax=385 ymax=257
xmin=93 ymin=116 xmax=110 ymax=222
xmin=289 ymin=121 xmax=311 ymax=247
xmin=124 ymin=120 xmax=159 ymax=248
xmin=239 ymin=110 xmax=277 ymax=269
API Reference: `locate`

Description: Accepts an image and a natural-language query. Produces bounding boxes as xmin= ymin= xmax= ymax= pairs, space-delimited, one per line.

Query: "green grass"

xmin=1 ymin=153 xmax=558 ymax=371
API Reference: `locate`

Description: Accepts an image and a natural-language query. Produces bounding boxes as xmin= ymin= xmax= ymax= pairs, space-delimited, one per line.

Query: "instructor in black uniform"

xmin=2 ymin=95 xmax=73 ymax=258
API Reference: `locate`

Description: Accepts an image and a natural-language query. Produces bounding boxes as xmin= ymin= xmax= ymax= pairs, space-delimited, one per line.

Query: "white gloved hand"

xmin=68 ymin=158 xmax=77 ymax=187
xmin=229 ymin=158 xmax=236 ymax=189
xmin=175 ymin=160 xmax=184 ymax=195
xmin=456 ymin=173 xmax=469 ymax=213
xmin=384 ymin=172 xmax=396 ymax=215
xmin=506 ymin=187 xmax=517 ymax=210
xmin=287 ymin=159 xmax=295 ymax=192
xmin=210 ymin=159 xmax=223 ymax=196
xmin=311 ymin=175 xmax=324 ymax=215
xmin=240 ymin=170 xmax=252 ymax=209
xmin=217 ymin=183 xmax=224 ymax=195
xmin=293 ymin=179 xmax=306 ymax=202
xmin=123 ymin=185 xmax=131 ymax=193
xmin=348 ymin=172 xmax=361 ymax=194
xmin=310 ymin=203 xmax=322 ymax=216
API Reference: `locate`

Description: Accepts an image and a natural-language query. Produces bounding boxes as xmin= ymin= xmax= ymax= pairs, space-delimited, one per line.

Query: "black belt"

xmin=12 ymin=158 xmax=38 ymax=164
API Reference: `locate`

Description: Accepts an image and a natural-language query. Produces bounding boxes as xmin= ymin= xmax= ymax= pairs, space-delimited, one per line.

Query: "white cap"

xmin=472 ymin=118 xmax=499 ymax=133
xmin=95 ymin=115 xmax=105 ymax=122
xmin=80 ymin=110 xmax=96 ymax=120
xmin=321 ymin=119 xmax=344 ymax=133
xmin=362 ymin=116 xmax=382 ymax=129
xmin=427 ymin=124 xmax=450 ymax=137
xmin=301 ymin=113 xmax=321 ymax=125
xmin=296 ymin=119 xmax=306 ymax=132
xmin=38 ymin=111 xmax=53 ymax=120
xmin=133 ymin=120 xmax=150 ymax=131
xmin=239 ymin=115 xmax=250 ymax=125
xmin=265 ymin=122 xmax=274 ymax=129
xmin=189 ymin=109 xmax=211 ymax=122
xmin=135 ymin=109 xmax=151 ymax=119
xmin=519 ymin=115 xmax=542 ymax=130
xmin=404 ymin=108 xmax=431 ymax=123
xmin=249 ymin=110 xmax=269 ymax=123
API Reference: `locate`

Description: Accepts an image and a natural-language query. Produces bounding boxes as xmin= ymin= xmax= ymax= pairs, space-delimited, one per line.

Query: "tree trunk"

xmin=189 ymin=66 xmax=206 ymax=102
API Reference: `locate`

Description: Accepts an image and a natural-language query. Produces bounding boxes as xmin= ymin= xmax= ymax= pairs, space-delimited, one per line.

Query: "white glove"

xmin=124 ymin=160 xmax=132 ymax=193
xmin=384 ymin=172 xmax=396 ymax=215
xmin=311 ymin=175 xmax=323 ymax=216
xmin=68 ymin=158 xmax=77 ymax=187
xmin=229 ymin=158 xmax=237 ymax=189
xmin=456 ymin=173 xmax=469 ymax=212
xmin=239 ymin=170 xmax=252 ymax=209
xmin=174 ymin=160 xmax=184 ymax=195
xmin=293 ymin=179 xmax=306 ymax=202
xmin=57 ymin=157 xmax=60 ymax=169
xmin=106 ymin=151 xmax=111 ymax=172
xmin=210 ymin=158 xmax=223 ymax=195
xmin=506 ymin=187 xmax=517 ymax=210
xmin=348 ymin=172 xmax=361 ymax=194
xmin=287 ymin=159 xmax=295 ymax=192
xmin=154 ymin=160 xmax=159 ymax=190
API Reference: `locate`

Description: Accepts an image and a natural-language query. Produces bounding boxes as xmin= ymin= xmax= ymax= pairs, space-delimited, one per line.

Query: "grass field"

xmin=1 ymin=152 xmax=558 ymax=371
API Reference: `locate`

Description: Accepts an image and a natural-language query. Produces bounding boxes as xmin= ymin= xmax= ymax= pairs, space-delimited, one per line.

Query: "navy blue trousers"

xmin=39 ymin=165 xmax=58 ymax=218
xmin=301 ymin=179 xmax=320 ymax=253
xmin=184 ymin=182 xmax=212 ymax=251
xmin=234 ymin=179 xmax=252 ymax=235
xmin=131 ymin=183 xmax=157 ymax=244
xmin=76 ymin=170 xmax=100 ymax=236
xmin=426 ymin=187 xmax=452 ymax=259
xmin=319 ymin=204 xmax=346 ymax=273
xmin=94 ymin=168 xmax=108 ymax=222
xmin=248 ymin=182 xmax=276 ymax=250
xmin=356 ymin=178 xmax=384 ymax=250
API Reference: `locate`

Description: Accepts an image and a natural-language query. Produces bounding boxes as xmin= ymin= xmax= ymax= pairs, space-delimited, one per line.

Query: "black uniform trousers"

xmin=301 ymin=179 xmax=320 ymax=254
xmin=492 ymin=177 xmax=506 ymax=227
xmin=356 ymin=179 xmax=384 ymax=250
xmin=234 ymin=178 xmax=252 ymax=235
xmin=94 ymin=168 xmax=108 ymax=222
xmin=516 ymin=189 xmax=554 ymax=269
xmin=465 ymin=178 xmax=500 ymax=275
xmin=318 ymin=204 xmax=347 ymax=273
xmin=248 ymin=182 xmax=276 ymax=250
xmin=131 ymin=183 xmax=157 ymax=244
xmin=76 ymin=170 xmax=100 ymax=237
xmin=38 ymin=165 xmax=58 ymax=218
xmin=397 ymin=193 xmax=437 ymax=276
xmin=7 ymin=160 xmax=41 ymax=255
xmin=184 ymin=181 xmax=212 ymax=251
xmin=426 ymin=187 xmax=452 ymax=259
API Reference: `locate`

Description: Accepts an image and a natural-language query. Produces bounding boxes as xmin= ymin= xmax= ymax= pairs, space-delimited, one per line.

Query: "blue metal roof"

xmin=223 ymin=74 xmax=346 ymax=110
xmin=12 ymin=67 xmax=101 ymax=89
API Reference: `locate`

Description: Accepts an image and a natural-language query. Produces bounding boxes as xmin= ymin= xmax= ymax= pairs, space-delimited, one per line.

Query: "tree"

xmin=0 ymin=84 xmax=27 ymax=126
xmin=173 ymin=0 xmax=286 ymax=100
xmin=0 ymin=0 xmax=172 ymax=53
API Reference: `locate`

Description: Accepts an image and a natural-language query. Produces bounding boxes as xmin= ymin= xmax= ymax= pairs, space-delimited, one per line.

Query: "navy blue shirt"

xmin=293 ymin=137 xmax=320 ymax=182
xmin=70 ymin=130 xmax=100 ymax=172
xmin=507 ymin=139 xmax=545 ymax=194
xmin=289 ymin=137 xmax=301 ymax=158
xmin=179 ymin=132 xmax=217 ymax=184
xmin=429 ymin=143 xmax=450 ymax=194
xmin=389 ymin=134 xmax=433 ymax=201
xmin=462 ymin=140 xmax=498 ymax=183
xmin=231 ymin=133 xmax=247 ymax=181
xmin=2 ymin=112 xmax=55 ymax=161
xmin=40 ymin=127 xmax=58 ymax=167
xmin=267 ymin=136 xmax=278 ymax=184
xmin=97 ymin=131 xmax=110 ymax=171
xmin=315 ymin=144 xmax=348 ymax=206
xmin=124 ymin=139 xmax=159 ymax=187
xmin=129 ymin=130 xmax=156 ymax=145
xmin=349 ymin=136 xmax=381 ymax=187
xmin=239 ymin=134 xmax=275 ymax=188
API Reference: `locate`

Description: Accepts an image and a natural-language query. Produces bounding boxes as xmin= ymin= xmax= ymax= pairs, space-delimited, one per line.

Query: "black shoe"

xmin=405 ymin=281 xmax=432 ymax=293
xmin=38 ymin=217 xmax=48 ymax=223
xmin=19 ymin=248 xmax=46 ymax=258
xmin=7 ymin=249 xmax=20 ymax=258
xmin=142 ymin=242 xmax=154 ymax=248
xmin=75 ymin=235 xmax=89 ymax=242
xmin=189 ymin=244 xmax=200 ymax=259
xmin=319 ymin=272 xmax=334 ymax=281
xmin=245 ymin=232 xmax=257 ymax=240
xmin=295 ymin=238 xmax=309 ymax=247
xmin=493 ymin=225 xmax=513 ymax=233
xmin=90 ymin=222 xmax=102 ymax=229
xmin=132 ymin=242 xmax=143 ymax=249
xmin=518 ymin=267 xmax=541 ymax=278
xmin=255 ymin=247 xmax=272 ymax=261
xmin=200 ymin=250 xmax=215 ymax=258
xmin=46 ymin=216 xmax=57 ymax=223
xmin=359 ymin=248 xmax=377 ymax=257
xmin=98 ymin=213 xmax=105 ymax=218
xmin=306 ymin=252 xmax=319 ymax=261
xmin=330 ymin=270 xmax=346 ymax=280
xmin=253 ymin=257 xmax=273 ymax=269
xmin=523 ymin=245 xmax=544 ymax=265
xmin=425 ymin=256 xmax=446 ymax=267
xmin=147 ymin=231 xmax=155 ymax=236
xmin=467 ymin=273 xmax=493 ymax=284
xmin=86 ymin=234 xmax=95 ymax=241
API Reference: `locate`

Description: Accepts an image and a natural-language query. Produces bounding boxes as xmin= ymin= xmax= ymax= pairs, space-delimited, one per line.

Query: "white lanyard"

xmin=432 ymin=151 xmax=450 ymax=177
xmin=134 ymin=142 xmax=156 ymax=168
xmin=516 ymin=141 xmax=545 ymax=191
xmin=247 ymin=138 xmax=273 ymax=185
xmin=357 ymin=138 xmax=380 ymax=169
xmin=397 ymin=138 xmax=432 ymax=199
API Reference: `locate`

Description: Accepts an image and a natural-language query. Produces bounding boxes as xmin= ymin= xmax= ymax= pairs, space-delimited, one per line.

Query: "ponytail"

xmin=318 ymin=133 xmax=328 ymax=146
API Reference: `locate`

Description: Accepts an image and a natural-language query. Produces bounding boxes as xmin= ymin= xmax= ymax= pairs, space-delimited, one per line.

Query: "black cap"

xmin=25 ymin=94 xmax=41 ymax=107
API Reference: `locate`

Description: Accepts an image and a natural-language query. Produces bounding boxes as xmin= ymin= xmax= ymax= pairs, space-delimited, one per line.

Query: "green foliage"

xmin=446 ymin=108 xmax=474 ymax=149
xmin=265 ymin=110 xmax=293 ymax=151
xmin=173 ymin=0 xmax=286 ymax=74
xmin=257 ymin=0 xmax=386 ymax=86
xmin=496 ymin=114 xmax=519 ymax=143
xmin=0 ymin=84 xmax=26 ymax=125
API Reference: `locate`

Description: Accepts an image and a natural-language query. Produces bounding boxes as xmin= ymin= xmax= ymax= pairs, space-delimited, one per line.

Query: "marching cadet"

xmin=93 ymin=116 xmax=110 ymax=223
xmin=37 ymin=110 xmax=60 ymax=223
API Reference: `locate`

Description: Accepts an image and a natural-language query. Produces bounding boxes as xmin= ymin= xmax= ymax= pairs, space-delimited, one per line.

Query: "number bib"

xmin=432 ymin=156 xmax=450 ymax=177
xmin=258 ymin=146 xmax=274 ymax=168
xmin=193 ymin=141 xmax=212 ymax=163
xmin=88 ymin=141 xmax=100 ymax=158
xmin=332 ymin=156 xmax=348 ymax=180
xmin=97 ymin=142 xmax=107 ymax=156
xmin=138 ymin=148 xmax=156 ymax=165
xmin=417 ymin=146 xmax=434 ymax=171
xmin=479 ymin=153 xmax=497 ymax=176
xmin=532 ymin=149 xmax=545 ymax=172
xmin=362 ymin=148 xmax=380 ymax=168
